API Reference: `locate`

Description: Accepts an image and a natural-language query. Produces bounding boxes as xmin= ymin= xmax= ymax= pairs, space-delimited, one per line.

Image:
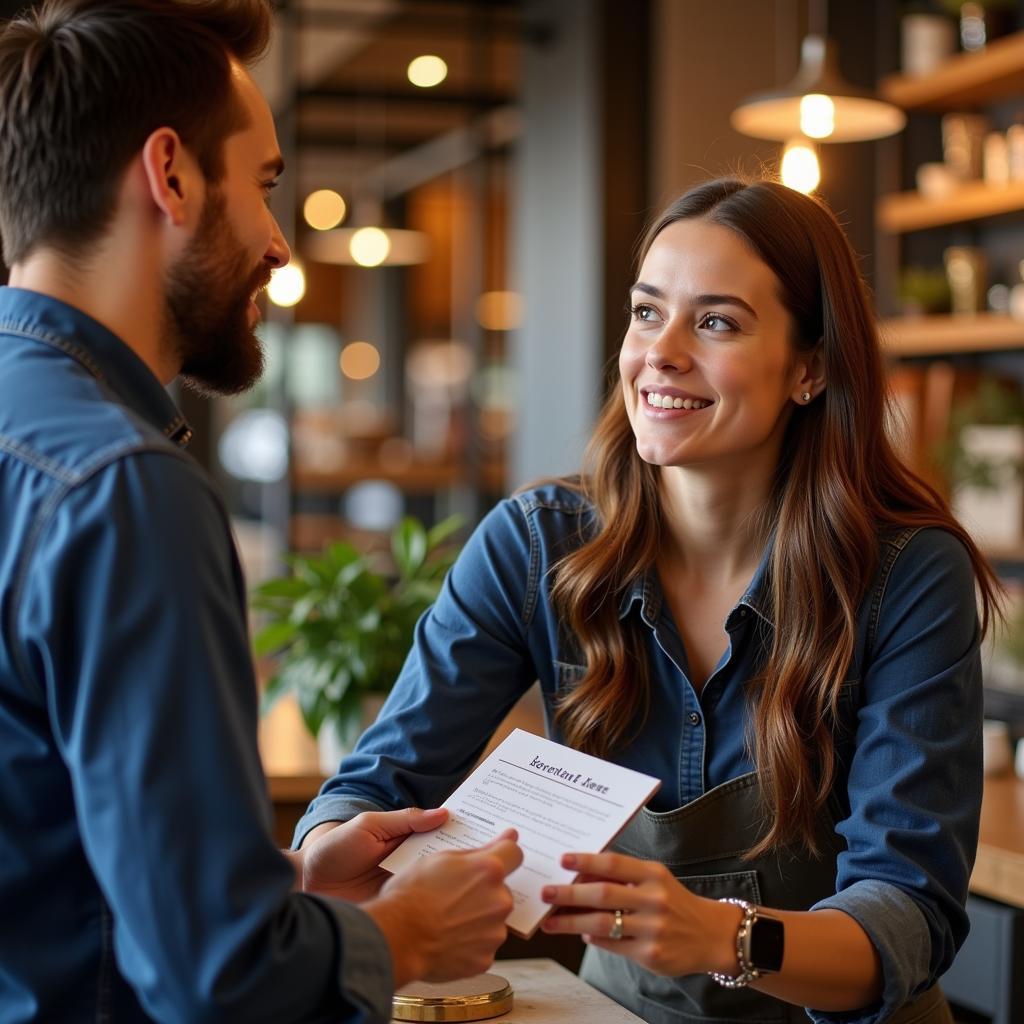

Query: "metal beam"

xmin=298 ymin=86 xmax=512 ymax=109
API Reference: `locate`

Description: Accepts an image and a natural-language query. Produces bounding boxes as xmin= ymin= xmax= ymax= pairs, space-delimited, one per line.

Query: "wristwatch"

xmin=708 ymin=898 xmax=785 ymax=989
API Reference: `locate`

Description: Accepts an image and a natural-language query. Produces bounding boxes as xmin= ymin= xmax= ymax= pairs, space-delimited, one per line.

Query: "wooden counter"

xmin=416 ymin=959 xmax=642 ymax=1023
xmin=971 ymin=773 xmax=1024 ymax=910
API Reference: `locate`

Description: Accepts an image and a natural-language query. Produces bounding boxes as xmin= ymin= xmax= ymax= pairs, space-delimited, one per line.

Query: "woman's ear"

xmin=792 ymin=340 xmax=826 ymax=405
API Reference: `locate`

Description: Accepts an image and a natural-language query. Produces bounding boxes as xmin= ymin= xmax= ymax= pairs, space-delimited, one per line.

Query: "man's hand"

xmin=298 ymin=808 xmax=449 ymax=903
xmin=363 ymin=833 xmax=523 ymax=988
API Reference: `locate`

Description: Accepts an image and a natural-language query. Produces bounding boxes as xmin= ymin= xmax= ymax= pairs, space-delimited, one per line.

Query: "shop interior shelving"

xmin=880 ymin=313 xmax=1024 ymax=356
xmin=879 ymin=29 xmax=1024 ymax=111
xmin=877 ymin=31 xmax=1024 ymax=358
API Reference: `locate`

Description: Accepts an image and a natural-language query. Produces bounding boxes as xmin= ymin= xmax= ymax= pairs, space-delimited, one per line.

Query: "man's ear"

xmin=791 ymin=340 xmax=827 ymax=405
xmin=140 ymin=127 xmax=201 ymax=228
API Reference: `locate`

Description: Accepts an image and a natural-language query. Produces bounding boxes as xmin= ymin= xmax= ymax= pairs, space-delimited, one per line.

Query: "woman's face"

xmin=620 ymin=217 xmax=811 ymax=474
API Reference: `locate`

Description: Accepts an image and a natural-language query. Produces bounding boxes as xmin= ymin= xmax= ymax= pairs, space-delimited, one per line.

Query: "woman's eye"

xmin=698 ymin=312 xmax=736 ymax=332
xmin=630 ymin=303 xmax=659 ymax=322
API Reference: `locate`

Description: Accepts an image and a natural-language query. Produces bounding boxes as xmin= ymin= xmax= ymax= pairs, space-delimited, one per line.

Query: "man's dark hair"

xmin=0 ymin=0 xmax=272 ymax=265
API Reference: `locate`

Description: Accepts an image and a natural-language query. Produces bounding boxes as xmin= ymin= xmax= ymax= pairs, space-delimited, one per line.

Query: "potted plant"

xmin=897 ymin=265 xmax=952 ymax=316
xmin=935 ymin=376 xmax=1024 ymax=548
xmin=253 ymin=515 xmax=463 ymax=771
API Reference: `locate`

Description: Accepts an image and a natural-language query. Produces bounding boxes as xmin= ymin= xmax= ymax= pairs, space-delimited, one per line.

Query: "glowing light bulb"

xmin=267 ymin=263 xmax=306 ymax=307
xmin=303 ymin=189 xmax=346 ymax=231
xmin=799 ymin=93 xmax=835 ymax=140
xmin=339 ymin=341 xmax=381 ymax=380
xmin=780 ymin=140 xmax=820 ymax=194
xmin=349 ymin=226 xmax=391 ymax=267
xmin=407 ymin=55 xmax=447 ymax=88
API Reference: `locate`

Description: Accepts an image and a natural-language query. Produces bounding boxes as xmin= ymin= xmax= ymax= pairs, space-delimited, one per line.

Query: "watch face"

xmin=750 ymin=916 xmax=785 ymax=972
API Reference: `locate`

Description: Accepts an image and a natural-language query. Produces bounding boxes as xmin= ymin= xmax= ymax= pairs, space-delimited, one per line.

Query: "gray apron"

xmin=579 ymin=771 xmax=953 ymax=1024
xmin=579 ymin=529 xmax=954 ymax=1023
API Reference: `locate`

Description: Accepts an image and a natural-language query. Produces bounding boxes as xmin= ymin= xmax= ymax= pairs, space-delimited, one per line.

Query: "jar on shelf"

xmin=942 ymin=112 xmax=990 ymax=180
xmin=944 ymin=246 xmax=988 ymax=314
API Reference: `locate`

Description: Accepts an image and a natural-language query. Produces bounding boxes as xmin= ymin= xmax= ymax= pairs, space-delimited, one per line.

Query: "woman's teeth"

xmin=645 ymin=392 xmax=710 ymax=410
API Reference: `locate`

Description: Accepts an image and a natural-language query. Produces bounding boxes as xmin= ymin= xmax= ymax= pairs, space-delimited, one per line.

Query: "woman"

xmin=295 ymin=178 xmax=998 ymax=1024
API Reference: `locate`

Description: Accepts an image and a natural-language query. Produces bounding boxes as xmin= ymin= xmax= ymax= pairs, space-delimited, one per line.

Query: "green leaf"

xmin=297 ymin=685 xmax=330 ymax=738
xmin=252 ymin=620 xmax=298 ymax=657
xmin=259 ymin=671 xmax=289 ymax=716
xmin=392 ymin=517 xmax=428 ymax=579
xmin=426 ymin=514 xmax=464 ymax=551
xmin=253 ymin=576 xmax=312 ymax=599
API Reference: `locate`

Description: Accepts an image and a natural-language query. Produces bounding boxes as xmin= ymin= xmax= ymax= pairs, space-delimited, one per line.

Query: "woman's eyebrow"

xmin=630 ymin=282 xmax=759 ymax=320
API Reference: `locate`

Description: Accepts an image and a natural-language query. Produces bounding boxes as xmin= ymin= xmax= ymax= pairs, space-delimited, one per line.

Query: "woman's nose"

xmin=645 ymin=328 xmax=693 ymax=374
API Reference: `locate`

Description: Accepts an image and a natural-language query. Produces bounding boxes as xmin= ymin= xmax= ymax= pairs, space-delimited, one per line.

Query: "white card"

xmin=378 ymin=728 xmax=661 ymax=938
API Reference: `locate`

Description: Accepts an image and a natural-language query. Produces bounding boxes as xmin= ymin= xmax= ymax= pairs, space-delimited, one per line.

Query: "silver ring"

xmin=608 ymin=908 xmax=625 ymax=940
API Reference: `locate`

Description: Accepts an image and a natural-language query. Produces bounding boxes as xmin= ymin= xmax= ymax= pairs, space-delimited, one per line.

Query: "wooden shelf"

xmin=880 ymin=313 xmax=1024 ymax=355
xmin=877 ymin=180 xmax=1024 ymax=232
xmin=292 ymin=458 xmax=506 ymax=494
xmin=880 ymin=31 xmax=1024 ymax=111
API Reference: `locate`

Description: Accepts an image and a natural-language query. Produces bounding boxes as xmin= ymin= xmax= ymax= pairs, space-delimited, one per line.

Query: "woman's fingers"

xmin=542 ymin=908 xmax=632 ymax=939
xmin=542 ymin=879 xmax=629 ymax=909
xmin=561 ymin=851 xmax=653 ymax=883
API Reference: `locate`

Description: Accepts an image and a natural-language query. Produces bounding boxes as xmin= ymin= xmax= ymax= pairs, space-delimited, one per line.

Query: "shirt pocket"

xmin=552 ymin=659 xmax=586 ymax=689
xmin=544 ymin=659 xmax=586 ymax=710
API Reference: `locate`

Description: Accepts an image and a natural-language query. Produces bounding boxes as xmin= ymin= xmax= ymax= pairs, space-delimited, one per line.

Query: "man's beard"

xmin=164 ymin=189 xmax=271 ymax=396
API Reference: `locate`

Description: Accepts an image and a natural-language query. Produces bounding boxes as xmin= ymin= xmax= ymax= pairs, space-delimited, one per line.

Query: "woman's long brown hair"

xmin=551 ymin=178 xmax=1002 ymax=857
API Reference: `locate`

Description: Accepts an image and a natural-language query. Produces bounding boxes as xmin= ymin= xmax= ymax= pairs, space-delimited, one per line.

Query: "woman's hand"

xmin=540 ymin=851 xmax=740 ymax=977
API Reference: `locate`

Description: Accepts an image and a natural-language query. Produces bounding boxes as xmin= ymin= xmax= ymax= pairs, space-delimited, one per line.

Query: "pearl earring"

xmin=801 ymin=391 xmax=812 ymax=403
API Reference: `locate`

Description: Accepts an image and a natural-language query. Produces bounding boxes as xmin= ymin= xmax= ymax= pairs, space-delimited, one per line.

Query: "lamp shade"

xmin=305 ymin=227 xmax=429 ymax=267
xmin=731 ymin=36 xmax=905 ymax=143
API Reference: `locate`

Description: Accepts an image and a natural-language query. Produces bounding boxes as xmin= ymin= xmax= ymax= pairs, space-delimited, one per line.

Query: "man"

xmin=0 ymin=2 xmax=521 ymax=1021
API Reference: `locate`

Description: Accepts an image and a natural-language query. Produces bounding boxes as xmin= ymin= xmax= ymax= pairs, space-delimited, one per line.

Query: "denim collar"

xmin=0 ymin=286 xmax=192 ymax=447
xmin=618 ymin=536 xmax=775 ymax=629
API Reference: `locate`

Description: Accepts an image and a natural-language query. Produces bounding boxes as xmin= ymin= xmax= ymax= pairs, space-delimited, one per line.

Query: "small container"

xmin=984 ymin=131 xmax=1010 ymax=185
xmin=943 ymin=113 xmax=990 ymax=180
xmin=901 ymin=14 xmax=957 ymax=77
xmin=944 ymin=246 xmax=987 ymax=315
xmin=1008 ymin=121 xmax=1024 ymax=181
xmin=916 ymin=161 xmax=958 ymax=199
xmin=393 ymin=974 xmax=514 ymax=1022
xmin=988 ymin=283 xmax=1010 ymax=314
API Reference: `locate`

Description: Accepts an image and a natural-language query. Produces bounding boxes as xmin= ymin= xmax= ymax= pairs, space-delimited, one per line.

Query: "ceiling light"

xmin=731 ymin=36 xmax=905 ymax=143
xmin=780 ymin=140 xmax=820 ymax=194
xmin=267 ymin=263 xmax=306 ymax=307
xmin=349 ymin=226 xmax=391 ymax=267
xmin=303 ymin=189 xmax=346 ymax=231
xmin=306 ymin=227 xmax=429 ymax=267
xmin=339 ymin=340 xmax=381 ymax=380
xmin=408 ymin=55 xmax=447 ymax=88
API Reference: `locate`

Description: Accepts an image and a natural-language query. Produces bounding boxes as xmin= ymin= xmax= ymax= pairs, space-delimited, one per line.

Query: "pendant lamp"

xmin=304 ymin=198 xmax=429 ymax=268
xmin=731 ymin=34 xmax=905 ymax=143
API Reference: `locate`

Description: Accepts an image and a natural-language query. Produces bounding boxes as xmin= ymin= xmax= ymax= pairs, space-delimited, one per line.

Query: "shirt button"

xmin=689 ymin=712 xmax=701 ymax=726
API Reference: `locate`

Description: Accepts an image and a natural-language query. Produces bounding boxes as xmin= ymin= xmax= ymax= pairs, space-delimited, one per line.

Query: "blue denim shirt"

xmin=0 ymin=287 xmax=392 ymax=1024
xmin=296 ymin=483 xmax=983 ymax=1024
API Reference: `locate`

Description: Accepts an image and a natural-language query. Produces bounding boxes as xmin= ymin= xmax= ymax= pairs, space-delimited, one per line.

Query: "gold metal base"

xmin=392 ymin=973 xmax=514 ymax=1022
